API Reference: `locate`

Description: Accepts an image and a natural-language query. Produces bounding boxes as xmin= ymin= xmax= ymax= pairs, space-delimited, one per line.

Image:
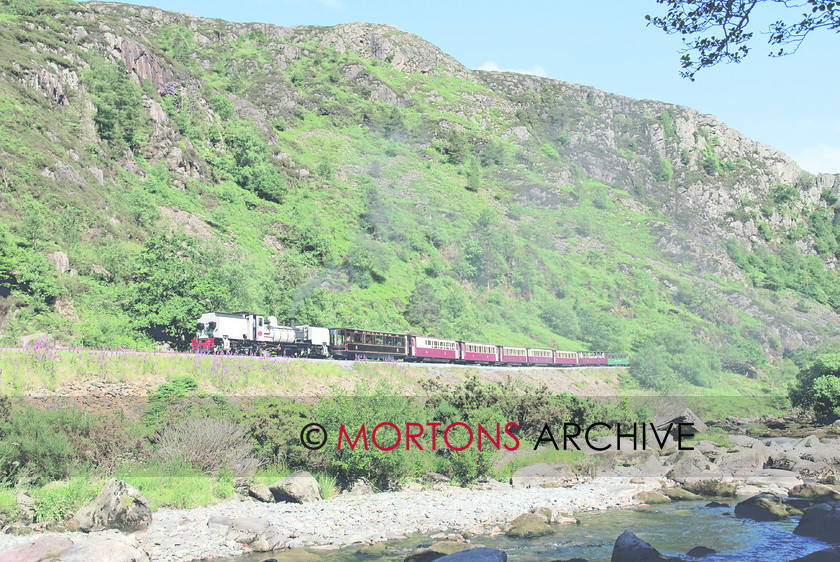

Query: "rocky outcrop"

xmin=73 ymin=478 xmax=151 ymax=533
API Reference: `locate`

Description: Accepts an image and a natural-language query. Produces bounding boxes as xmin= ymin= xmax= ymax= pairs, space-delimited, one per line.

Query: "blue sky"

xmin=108 ymin=0 xmax=839 ymax=173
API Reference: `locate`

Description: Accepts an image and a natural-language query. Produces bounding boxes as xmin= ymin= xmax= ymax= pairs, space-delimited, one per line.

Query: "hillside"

xmin=1 ymin=0 xmax=839 ymax=391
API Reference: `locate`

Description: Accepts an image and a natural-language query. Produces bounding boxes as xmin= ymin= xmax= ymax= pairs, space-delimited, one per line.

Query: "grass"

xmin=32 ymin=477 xmax=101 ymax=523
xmin=693 ymin=428 xmax=734 ymax=449
xmin=0 ymin=487 xmax=19 ymax=523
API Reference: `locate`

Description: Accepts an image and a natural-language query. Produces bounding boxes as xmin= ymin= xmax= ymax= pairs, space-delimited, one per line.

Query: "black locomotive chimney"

xmin=289 ymin=315 xmax=296 ymax=329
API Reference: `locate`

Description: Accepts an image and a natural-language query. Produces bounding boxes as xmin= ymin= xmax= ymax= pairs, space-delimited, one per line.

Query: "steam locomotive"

xmin=191 ymin=311 xmax=630 ymax=367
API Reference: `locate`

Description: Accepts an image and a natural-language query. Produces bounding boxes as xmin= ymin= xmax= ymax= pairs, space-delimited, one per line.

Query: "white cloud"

xmin=790 ymin=144 xmax=840 ymax=174
xmin=476 ymin=60 xmax=548 ymax=78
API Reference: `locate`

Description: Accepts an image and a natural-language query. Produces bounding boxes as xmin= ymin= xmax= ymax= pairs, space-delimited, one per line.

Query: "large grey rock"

xmin=795 ymin=501 xmax=840 ymax=544
xmin=56 ymin=535 xmax=150 ymax=562
xmin=716 ymin=444 xmax=770 ymax=477
xmin=611 ymin=530 xmax=677 ymax=561
xmin=745 ymin=469 xmax=803 ymax=490
xmin=0 ymin=536 xmax=73 ymax=562
xmin=734 ymin=493 xmax=788 ymax=521
xmin=438 ymin=548 xmax=507 ymax=561
xmin=666 ymin=450 xmax=721 ymax=483
xmin=510 ymin=463 xmax=576 ymax=489
xmin=249 ymin=525 xmax=287 ymax=552
xmin=226 ymin=517 xmax=269 ymax=543
xmin=652 ymin=408 xmax=707 ymax=434
xmin=73 ymin=478 xmax=151 ymax=533
xmin=505 ymin=513 xmax=551 ymax=538
xmin=248 ymin=482 xmax=275 ymax=503
xmin=269 ymin=471 xmax=322 ymax=503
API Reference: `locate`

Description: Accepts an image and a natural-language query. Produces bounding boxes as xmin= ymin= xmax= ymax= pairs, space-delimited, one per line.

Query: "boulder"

xmin=438 ymin=548 xmax=507 ymax=561
xmin=529 ymin=505 xmax=577 ymax=525
xmin=73 ymin=478 xmax=151 ymax=533
xmin=250 ymin=525 xmax=287 ymax=552
xmin=510 ymin=463 xmax=576 ymax=489
xmin=745 ymin=469 xmax=803 ymax=490
xmin=0 ymin=536 xmax=73 ymax=562
xmin=611 ymin=531 xmax=677 ymax=561
xmin=660 ymin=487 xmax=701 ymax=501
xmin=705 ymin=502 xmax=730 ymax=508
xmin=734 ymin=493 xmax=788 ymax=521
xmin=269 ymin=471 xmax=322 ymax=503
xmin=226 ymin=516 xmax=269 ymax=543
xmin=634 ymin=491 xmax=670 ymax=504
xmin=795 ymin=501 xmax=840 ymax=544
xmin=716 ymin=444 xmax=769 ymax=477
xmin=652 ymin=408 xmax=708 ymax=434
xmin=790 ymin=484 xmax=840 ymax=501
xmin=56 ymin=535 xmax=150 ymax=562
xmin=681 ymin=479 xmax=737 ymax=497
xmin=404 ymin=541 xmax=471 ymax=562
xmin=685 ymin=546 xmax=717 ymax=558
xmin=248 ymin=482 xmax=275 ymax=503
xmin=506 ymin=513 xmax=551 ymax=538
xmin=766 ymin=451 xmax=801 ymax=471
xmin=666 ymin=450 xmax=720 ymax=483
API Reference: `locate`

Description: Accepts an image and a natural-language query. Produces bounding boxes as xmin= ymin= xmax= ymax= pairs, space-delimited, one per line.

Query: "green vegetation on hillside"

xmin=0 ymin=0 xmax=838 ymax=394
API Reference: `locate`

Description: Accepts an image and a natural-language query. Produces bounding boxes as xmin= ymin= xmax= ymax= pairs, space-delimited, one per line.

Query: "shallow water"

xmin=221 ymin=500 xmax=831 ymax=561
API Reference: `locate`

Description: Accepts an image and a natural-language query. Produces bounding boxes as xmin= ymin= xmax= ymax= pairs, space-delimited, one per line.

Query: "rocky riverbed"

xmin=0 ymin=477 xmax=654 ymax=561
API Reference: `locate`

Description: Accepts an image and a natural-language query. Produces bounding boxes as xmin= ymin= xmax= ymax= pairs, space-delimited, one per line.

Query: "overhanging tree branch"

xmin=647 ymin=0 xmax=840 ymax=79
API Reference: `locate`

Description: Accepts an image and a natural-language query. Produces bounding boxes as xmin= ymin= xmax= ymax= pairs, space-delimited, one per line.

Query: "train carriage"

xmin=411 ymin=336 xmax=459 ymax=362
xmin=329 ymin=328 xmax=408 ymax=361
xmin=459 ymin=342 xmax=500 ymax=364
xmin=528 ymin=348 xmax=554 ymax=365
xmin=578 ymin=351 xmax=608 ymax=366
xmin=607 ymin=353 xmax=630 ymax=366
xmin=500 ymin=346 xmax=528 ymax=364
xmin=554 ymin=350 xmax=579 ymax=366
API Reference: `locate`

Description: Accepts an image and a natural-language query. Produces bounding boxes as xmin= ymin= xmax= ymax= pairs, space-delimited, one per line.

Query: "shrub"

xmin=240 ymin=398 xmax=318 ymax=469
xmin=0 ymin=405 xmax=84 ymax=486
xmin=315 ymin=381 xmax=428 ymax=487
xmin=154 ymin=417 xmax=259 ymax=477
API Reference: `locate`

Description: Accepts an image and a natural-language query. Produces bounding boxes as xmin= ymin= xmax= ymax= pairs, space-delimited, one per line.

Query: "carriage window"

xmin=375 ymin=336 xmax=383 ymax=345
xmin=353 ymin=334 xmax=362 ymax=343
xmin=364 ymin=334 xmax=372 ymax=344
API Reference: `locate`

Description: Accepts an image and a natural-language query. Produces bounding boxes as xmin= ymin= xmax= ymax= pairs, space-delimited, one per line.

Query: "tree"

xmin=647 ymin=1 xmax=840 ymax=79
xmin=790 ymin=351 xmax=840 ymax=421
xmin=130 ymin=232 xmax=228 ymax=345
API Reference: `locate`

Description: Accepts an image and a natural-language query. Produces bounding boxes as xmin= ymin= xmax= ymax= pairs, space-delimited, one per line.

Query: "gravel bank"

xmin=0 ymin=478 xmax=655 ymax=561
